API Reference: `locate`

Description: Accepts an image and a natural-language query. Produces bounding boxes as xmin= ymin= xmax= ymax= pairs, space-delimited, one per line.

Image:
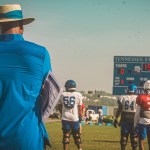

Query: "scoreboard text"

xmin=113 ymin=56 xmax=150 ymax=95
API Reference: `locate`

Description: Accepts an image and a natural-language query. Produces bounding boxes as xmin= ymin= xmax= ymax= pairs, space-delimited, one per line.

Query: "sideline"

xmin=45 ymin=118 xmax=61 ymax=123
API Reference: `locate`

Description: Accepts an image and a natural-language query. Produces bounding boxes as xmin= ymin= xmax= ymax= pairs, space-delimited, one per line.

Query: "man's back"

xmin=59 ymin=91 xmax=82 ymax=122
xmin=118 ymin=95 xmax=137 ymax=122
xmin=0 ymin=34 xmax=51 ymax=150
xmin=118 ymin=95 xmax=137 ymax=112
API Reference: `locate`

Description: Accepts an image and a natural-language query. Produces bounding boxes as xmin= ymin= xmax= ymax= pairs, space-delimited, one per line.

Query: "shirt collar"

xmin=0 ymin=34 xmax=24 ymax=41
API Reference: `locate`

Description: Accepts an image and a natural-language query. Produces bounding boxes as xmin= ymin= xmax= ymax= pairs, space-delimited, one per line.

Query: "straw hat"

xmin=0 ymin=4 xmax=35 ymax=25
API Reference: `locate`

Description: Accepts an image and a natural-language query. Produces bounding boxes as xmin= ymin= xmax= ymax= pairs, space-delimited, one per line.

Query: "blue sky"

xmin=1 ymin=0 xmax=150 ymax=93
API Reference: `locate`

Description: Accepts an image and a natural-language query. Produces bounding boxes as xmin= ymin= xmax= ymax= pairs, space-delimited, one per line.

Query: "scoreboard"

xmin=113 ymin=56 xmax=150 ymax=95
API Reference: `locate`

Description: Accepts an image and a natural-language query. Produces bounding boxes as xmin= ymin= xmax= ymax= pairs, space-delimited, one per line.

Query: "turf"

xmin=45 ymin=121 xmax=149 ymax=150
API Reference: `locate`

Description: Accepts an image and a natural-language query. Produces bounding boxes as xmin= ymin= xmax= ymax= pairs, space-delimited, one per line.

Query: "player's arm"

xmin=57 ymin=95 xmax=63 ymax=115
xmin=101 ymin=110 xmax=103 ymax=116
xmin=58 ymin=104 xmax=62 ymax=115
xmin=78 ymin=105 xmax=82 ymax=117
xmin=134 ymin=104 xmax=140 ymax=127
xmin=115 ymin=102 xmax=122 ymax=119
xmin=115 ymin=96 xmax=123 ymax=119
xmin=78 ymin=104 xmax=83 ymax=123
xmin=78 ymin=93 xmax=83 ymax=122
xmin=134 ymin=96 xmax=141 ymax=127
xmin=114 ymin=97 xmax=123 ymax=128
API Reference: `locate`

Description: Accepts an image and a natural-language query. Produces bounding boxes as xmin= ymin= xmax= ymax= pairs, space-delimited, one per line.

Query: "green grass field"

xmin=45 ymin=120 xmax=149 ymax=150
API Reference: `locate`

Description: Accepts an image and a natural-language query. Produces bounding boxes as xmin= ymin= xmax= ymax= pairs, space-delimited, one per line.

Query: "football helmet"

xmin=65 ymin=80 xmax=76 ymax=91
xmin=144 ymin=80 xmax=150 ymax=90
xmin=127 ymin=84 xmax=137 ymax=93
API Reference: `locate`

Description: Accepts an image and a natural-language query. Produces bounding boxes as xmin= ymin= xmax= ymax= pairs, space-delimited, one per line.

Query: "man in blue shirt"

xmin=0 ymin=4 xmax=52 ymax=150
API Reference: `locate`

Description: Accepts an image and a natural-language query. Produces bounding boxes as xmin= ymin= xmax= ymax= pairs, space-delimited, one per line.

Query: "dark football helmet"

xmin=65 ymin=80 xmax=76 ymax=91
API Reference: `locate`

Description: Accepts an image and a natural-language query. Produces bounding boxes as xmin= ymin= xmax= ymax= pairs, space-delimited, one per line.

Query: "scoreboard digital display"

xmin=113 ymin=56 xmax=150 ymax=95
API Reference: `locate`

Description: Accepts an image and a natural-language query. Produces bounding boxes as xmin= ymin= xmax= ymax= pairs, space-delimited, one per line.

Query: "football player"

xmin=98 ymin=108 xmax=103 ymax=124
xmin=134 ymin=80 xmax=150 ymax=150
xmin=58 ymin=80 xmax=83 ymax=150
xmin=114 ymin=84 xmax=138 ymax=150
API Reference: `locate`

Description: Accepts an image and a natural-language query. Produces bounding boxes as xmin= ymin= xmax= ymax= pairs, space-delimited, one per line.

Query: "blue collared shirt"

xmin=0 ymin=34 xmax=52 ymax=150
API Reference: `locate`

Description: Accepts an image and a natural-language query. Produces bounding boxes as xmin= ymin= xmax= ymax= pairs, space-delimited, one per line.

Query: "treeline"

xmin=80 ymin=90 xmax=118 ymax=108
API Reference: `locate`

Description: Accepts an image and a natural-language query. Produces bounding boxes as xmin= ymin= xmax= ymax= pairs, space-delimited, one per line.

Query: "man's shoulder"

xmin=74 ymin=91 xmax=82 ymax=96
xmin=20 ymin=40 xmax=49 ymax=57
xmin=62 ymin=91 xmax=82 ymax=95
xmin=119 ymin=94 xmax=137 ymax=99
xmin=136 ymin=94 xmax=146 ymax=105
xmin=118 ymin=95 xmax=126 ymax=101
xmin=61 ymin=91 xmax=68 ymax=95
xmin=127 ymin=94 xmax=137 ymax=99
xmin=23 ymin=40 xmax=47 ymax=50
xmin=137 ymin=94 xmax=145 ymax=99
xmin=74 ymin=92 xmax=83 ymax=100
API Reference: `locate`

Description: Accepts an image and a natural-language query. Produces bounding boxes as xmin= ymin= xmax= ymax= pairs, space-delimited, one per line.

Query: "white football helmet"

xmin=144 ymin=80 xmax=150 ymax=90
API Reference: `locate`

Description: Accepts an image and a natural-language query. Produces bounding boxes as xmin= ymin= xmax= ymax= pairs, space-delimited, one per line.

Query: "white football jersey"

xmin=58 ymin=91 xmax=83 ymax=122
xmin=118 ymin=95 xmax=137 ymax=113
